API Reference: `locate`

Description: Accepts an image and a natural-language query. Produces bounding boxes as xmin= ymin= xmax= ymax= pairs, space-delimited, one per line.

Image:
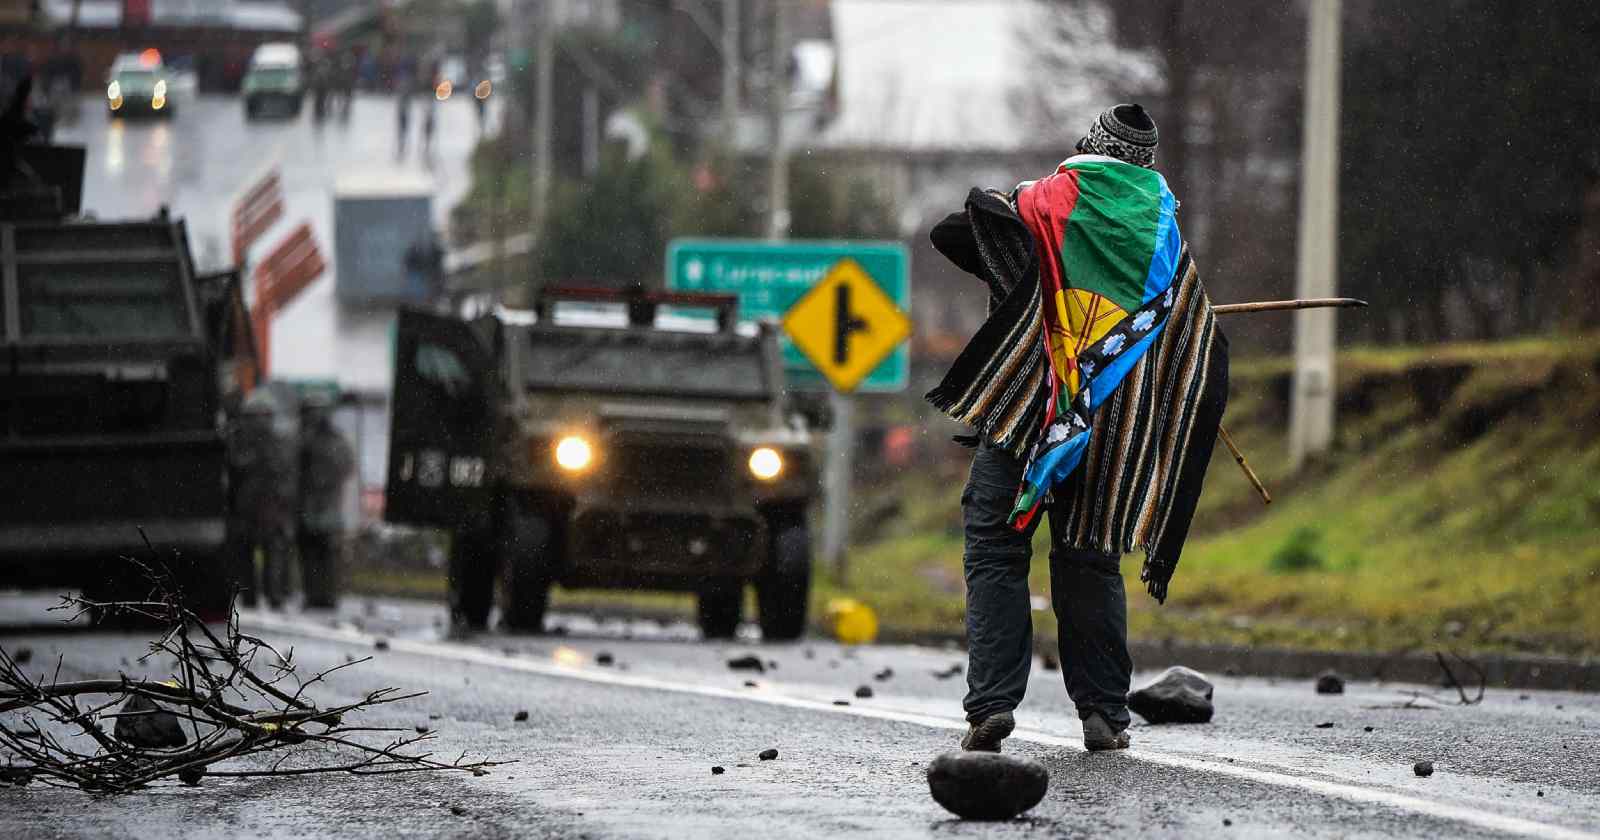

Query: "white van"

xmin=242 ymin=42 xmax=304 ymax=120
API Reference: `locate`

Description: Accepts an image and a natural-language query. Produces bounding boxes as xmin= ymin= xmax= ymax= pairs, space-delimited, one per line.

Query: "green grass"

xmin=819 ymin=333 xmax=1600 ymax=656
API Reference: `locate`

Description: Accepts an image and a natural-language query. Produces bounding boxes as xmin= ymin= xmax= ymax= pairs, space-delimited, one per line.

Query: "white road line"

xmin=244 ymin=612 xmax=1596 ymax=840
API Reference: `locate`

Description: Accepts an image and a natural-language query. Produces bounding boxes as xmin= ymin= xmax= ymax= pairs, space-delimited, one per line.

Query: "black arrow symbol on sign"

xmin=835 ymin=282 xmax=870 ymax=365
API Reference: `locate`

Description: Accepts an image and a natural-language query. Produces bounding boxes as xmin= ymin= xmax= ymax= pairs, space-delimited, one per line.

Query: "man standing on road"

xmin=296 ymin=396 xmax=355 ymax=609
xmin=926 ymin=104 xmax=1229 ymax=753
xmin=226 ymin=390 xmax=298 ymax=609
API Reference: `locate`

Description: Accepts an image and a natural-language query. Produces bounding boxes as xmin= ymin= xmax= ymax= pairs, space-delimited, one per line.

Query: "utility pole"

xmin=531 ymin=0 xmax=555 ymax=282
xmin=1289 ymin=0 xmax=1342 ymax=470
xmin=721 ymin=0 xmax=741 ymax=143
xmin=764 ymin=0 xmax=789 ymax=241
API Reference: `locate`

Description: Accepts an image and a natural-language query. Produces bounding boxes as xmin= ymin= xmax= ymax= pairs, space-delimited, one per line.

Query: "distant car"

xmin=242 ymin=42 xmax=304 ymax=120
xmin=106 ymin=51 xmax=175 ymax=118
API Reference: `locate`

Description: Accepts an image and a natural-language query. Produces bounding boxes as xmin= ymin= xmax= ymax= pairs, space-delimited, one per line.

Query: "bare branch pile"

xmin=0 ymin=561 xmax=505 ymax=793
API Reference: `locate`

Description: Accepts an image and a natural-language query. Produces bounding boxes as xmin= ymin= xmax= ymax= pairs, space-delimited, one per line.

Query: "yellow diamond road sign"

xmin=780 ymin=259 xmax=913 ymax=393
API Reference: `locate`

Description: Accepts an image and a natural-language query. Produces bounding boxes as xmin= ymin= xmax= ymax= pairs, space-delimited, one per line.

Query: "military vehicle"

xmin=386 ymin=286 xmax=819 ymax=639
xmin=0 ymin=134 xmax=255 ymax=619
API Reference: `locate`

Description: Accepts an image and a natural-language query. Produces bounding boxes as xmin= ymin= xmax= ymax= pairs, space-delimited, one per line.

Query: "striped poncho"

xmin=927 ymin=156 xmax=1228 ymax=597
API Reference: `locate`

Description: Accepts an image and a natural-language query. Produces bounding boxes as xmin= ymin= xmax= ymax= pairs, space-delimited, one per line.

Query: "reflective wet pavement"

xmin=3 ymin=592 xmax=1597 ymax=838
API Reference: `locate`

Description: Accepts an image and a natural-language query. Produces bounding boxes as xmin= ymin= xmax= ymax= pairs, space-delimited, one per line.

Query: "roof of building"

xmin=813 ymin=0 xmax=1160 ymax=155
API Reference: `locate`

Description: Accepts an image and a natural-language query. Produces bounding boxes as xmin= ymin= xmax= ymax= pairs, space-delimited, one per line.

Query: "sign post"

xmin=667 ymin=239 xmax=911 ymax=584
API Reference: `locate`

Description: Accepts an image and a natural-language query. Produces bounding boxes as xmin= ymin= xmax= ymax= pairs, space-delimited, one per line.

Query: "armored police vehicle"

xmin=386 ymin=286 xmax=818 ymax=639
xmin=0 ymin=142 xmax=254 ymax=619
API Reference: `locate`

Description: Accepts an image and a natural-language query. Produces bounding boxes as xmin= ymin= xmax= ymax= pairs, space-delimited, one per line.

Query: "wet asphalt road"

xmin=2 ymin=593 xmax=1599 ymax=838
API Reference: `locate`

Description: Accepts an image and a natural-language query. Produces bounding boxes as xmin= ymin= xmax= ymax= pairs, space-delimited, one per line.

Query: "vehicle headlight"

xmin=554 ymin=435 xmax=594 ymax=472
xmin=107 ymin=81 xmax=120 ymax=100
xmin=749 ymin=447 xmax=783 ymax=481
xmin=154 ymin=79 xmax=167 ymax=97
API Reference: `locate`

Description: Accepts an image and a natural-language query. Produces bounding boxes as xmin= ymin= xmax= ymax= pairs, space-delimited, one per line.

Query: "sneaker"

xmin=1082 ymin=712 xmax=1131 ymax=751
xmin=960 ymin=710 xmax=1015 ymax=752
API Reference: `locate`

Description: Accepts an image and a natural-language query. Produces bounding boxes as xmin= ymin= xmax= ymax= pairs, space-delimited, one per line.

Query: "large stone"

xmin=1128 ymin=666 xmax=1215 ymax=724
xmin=113 ymin=695 xmax=188 ymax=749
xmin=1315 ymin=670 xmax=1346 ymax=695
xmin=926 ymin=751 xmax=1049 ymax=821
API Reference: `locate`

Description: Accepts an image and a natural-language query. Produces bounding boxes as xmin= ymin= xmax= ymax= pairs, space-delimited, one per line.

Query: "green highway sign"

xmin=665 ymin=238 xmax=911 ymax=392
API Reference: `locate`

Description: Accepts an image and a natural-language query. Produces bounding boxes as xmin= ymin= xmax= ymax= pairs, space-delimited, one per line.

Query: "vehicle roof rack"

xmin=533 ymin=285 xmax=741 ymax=332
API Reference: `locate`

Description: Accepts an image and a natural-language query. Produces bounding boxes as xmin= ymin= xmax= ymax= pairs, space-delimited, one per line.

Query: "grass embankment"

xmin=835 ymin=334 xmax=1600 ymax=657
xmin=352 ymin=335 xmax=1600 ymax=657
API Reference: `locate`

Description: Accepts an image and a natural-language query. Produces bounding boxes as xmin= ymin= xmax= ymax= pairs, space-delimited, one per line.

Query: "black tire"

xmin=448 ymin=529 xmax=496 ymax=630
xmin=697 ymin=582 xmax=743 ymax=639
xmin=499 ymin=500 xmax=559 ymax=632
xmin=757 ymin=522 xmax=812 ymax=641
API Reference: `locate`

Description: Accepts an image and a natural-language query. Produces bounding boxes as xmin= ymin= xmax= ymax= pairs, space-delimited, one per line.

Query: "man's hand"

xmin=1139 ymin=560 xmax=1172 ymax=605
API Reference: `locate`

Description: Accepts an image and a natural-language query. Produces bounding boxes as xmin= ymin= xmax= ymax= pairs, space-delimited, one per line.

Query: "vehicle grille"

xmin=608 ymin=440 xmax=733 ymax=501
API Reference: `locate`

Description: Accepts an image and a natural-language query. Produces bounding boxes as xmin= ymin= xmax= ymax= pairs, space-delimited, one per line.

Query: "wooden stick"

xmin=1212 ymin=297 xmax=1367 ymax=315
xmin=1217 ymin=425 xmax=1271 ymax=505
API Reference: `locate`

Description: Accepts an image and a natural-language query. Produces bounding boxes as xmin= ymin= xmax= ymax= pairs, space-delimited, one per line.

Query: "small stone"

xmin=177 ymin=766 xmax=204 ymax=786
xmin=374 ymin=638 xmax=390 ymax=651
xmin=596 ymin=652 xmax=614 ymax=667
xmin=833 ymin=700 xmax=851 ymax=706
xmin=415 ymin=725 xmax=430 ymax=734
xmin=758 ymin=748 xmax=778 ymax=761
xmin=1537 ymin=791 xmax=1544 ymax=797
xmin=514 ymin=710 xmax=529 ymax=722
xmin=854 ymin=685 xmax=874 ymax=699
xmin=429 ymin=713 xmax=442 ymax=720
xmin=1518 ymin=694 xmax=1530 ymax=700
xmin=0 ymin=767 xmax=34 ymax=787
xmin=113 ymin=695 xmax=187 ymax=748
xmin=1556 ymin=704 xmax=1564 ymax=710
xmin=1040 ymin=653 xmax=1059 ymax=672
xmin=711 ymin=766 xmax=725 ymax=775
xmin=1315 ymin=722 xmax=1335 ymax=729
xmin=1223 ymin=818 xmax=1233 ymax=827
xmin=449 ymin=805 xmax=467 ymax=816
xmin=766 ymin=660 xmax=779 ymax=671
xmin=1128 ymin=666 xmax=1214 ymax=724
xmin=1414 ymin=761 xmax=1434 ymax=777
xmin=743 ymin=680 xmax=759 ymax=688
xmin=803 ymin=648 xmax=816 ymax=660
xmin=933 ymin=664 xmax=964 ymax=680
xmin=873 ymin=667 xmax=894 ymax=682
xmin=926 ymin=751 xmax=1049 ymax=820
xmin=1314 ymin=670 xmax=1345 ymax=695
xmin=1364 ymin=726 xmax=1374 ymax=732
xmin=727 ymin=654 xmax=765 ymax=673
xmin=10 ymin=647 xmax=31 ymax=665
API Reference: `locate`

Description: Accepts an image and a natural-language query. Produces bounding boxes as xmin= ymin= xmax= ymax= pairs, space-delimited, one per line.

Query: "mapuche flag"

xmin=1009 ymin=155 xmax=1184 ymax=529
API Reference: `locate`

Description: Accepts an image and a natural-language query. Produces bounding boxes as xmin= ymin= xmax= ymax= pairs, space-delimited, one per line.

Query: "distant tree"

xmin=1340 ymin=0 xmax=1600 ymax=341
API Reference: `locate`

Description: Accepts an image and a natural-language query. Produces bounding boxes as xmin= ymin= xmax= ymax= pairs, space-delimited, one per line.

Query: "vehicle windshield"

xmin=113 ymin=70 xmax=158 ymax=93
xmin=523 ymin=329 xmax=771 ymax=400
xmin=248 ymin=67 xmax=297 ymax=87
xmin=17 ymin=263 xmax=188 ymax=339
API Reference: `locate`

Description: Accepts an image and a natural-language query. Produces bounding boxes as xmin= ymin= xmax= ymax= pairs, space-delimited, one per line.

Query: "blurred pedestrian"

xmin=395 ymin=72 xmax=412 ymax=158
xmin=296 ymin=397 xmax=355 ymax=609
xmin=226 ymin=390 xmax=297 ymax=609
xmin=338 ymin=49 xmax=357 ymax=120
xmin=928 ymin=104 xmax=1228 ymax=754
xmin=421 ymin=96 xmax=436 ymax=160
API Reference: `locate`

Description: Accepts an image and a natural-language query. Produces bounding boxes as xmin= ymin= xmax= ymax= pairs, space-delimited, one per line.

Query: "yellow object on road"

xmin=826 ymin=598 xmax=878 ymax=645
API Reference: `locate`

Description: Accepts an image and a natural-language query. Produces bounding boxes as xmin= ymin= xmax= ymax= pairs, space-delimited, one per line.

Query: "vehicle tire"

xmin=448 ymin=529 xmax=496 ymax=631
xmin=499 ymin=500 xmax=559 ymax=633
xmin=757 ymin=521 xmax=812 ymax=641
xmin=697 ymin=582 xmax=743 ymax=639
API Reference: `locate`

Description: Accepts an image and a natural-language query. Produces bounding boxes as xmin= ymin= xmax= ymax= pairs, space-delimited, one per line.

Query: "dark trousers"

xmin=296 ymin=529 xmax=341 ymax=609
xmin=962 ymin=442 xmax=1132 ymax=730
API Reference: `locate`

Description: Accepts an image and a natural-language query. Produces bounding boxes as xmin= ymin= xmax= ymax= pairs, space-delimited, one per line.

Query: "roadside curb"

xmin=347 ymin=590 xmax=1600 ymax=693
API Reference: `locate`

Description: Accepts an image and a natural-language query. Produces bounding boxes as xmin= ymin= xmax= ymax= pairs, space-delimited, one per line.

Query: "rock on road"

xmin=1 ymin=594 xmax=1598 ymax=839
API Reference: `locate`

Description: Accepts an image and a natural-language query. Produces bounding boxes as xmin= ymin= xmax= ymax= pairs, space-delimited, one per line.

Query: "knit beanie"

xmin=1075 ymin=103 xmax=1159 ymax=168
